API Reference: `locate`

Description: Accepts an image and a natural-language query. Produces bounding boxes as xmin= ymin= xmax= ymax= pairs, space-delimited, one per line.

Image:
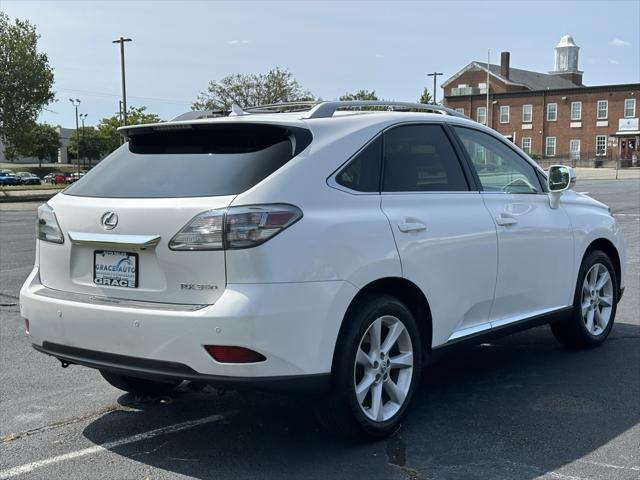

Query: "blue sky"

xmin=3 ymin=0 xmax=639 ymax=128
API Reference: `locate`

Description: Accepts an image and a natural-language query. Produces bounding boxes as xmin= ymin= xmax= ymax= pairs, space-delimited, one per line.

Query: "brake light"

xmin=169 ymin=204 xmax=302 ymax=251
xmin=168 ymin=209 xmax=225 ymax=250
xmin=37 ymin=203 xmax=64 ymax=244
xmin=204 ymin=345 xmax=266 ymax=363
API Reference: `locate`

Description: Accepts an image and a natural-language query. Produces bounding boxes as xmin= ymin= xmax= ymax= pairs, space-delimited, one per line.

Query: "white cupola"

xmin=554 ymin=34 xmax=580 ymax=72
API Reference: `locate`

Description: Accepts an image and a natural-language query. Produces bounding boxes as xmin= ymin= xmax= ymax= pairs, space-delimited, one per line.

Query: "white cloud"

xmin=226 ymin=39 xmax=250 ymax=45
xmin=375 ymin=53 xmax=384 ymax=58
xmin=610 ymin=38 xmax=630 ymax=47
xmin=608 ymin=59 xmax=620 ymax=65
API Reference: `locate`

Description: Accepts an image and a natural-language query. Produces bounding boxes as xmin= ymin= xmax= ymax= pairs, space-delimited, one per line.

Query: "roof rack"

xmin=169 ymin=100 xmax=467 ymax=124
xmin=243 ymin=101 xmax=319 ymax=114
xmin=302 ymin=101 xmax=467 ymax=119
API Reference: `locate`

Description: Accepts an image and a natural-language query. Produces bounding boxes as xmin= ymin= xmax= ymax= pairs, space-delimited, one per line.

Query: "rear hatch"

xmin=39 ymin=122 xmax=312 ymax=306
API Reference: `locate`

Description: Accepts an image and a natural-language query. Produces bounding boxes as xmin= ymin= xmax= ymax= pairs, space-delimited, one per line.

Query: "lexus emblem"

xmin=101 ymin=211 xmax=118 ymax=230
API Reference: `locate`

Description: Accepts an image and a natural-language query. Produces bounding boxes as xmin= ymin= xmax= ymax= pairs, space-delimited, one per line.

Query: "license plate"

xmin=94 ymin=250 xmax=138 ymax=288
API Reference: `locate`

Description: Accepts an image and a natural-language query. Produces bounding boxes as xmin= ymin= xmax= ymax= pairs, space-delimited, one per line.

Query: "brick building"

xmin=443 ymin=35 xmax=639 ymax=166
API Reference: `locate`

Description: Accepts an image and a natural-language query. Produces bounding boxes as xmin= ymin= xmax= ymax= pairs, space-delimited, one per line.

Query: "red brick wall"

xmin=445 ymin=85 xmax=639 ymax=159
xmin=442 ymin=67 xmax=528 ymax=97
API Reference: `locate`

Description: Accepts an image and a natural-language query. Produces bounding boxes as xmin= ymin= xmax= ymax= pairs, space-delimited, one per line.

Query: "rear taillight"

xmin=169 ymin=204 xmax=302 ymax=251
xmin=204 ymin=345 xmax=266 ymax=363
xmin=37 ymin=203 xmax=64 ymax=244
xmin=168 ymin=209 xmax=225 ymax=250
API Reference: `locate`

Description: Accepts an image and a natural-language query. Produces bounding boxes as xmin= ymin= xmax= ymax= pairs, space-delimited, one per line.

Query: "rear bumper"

xmin=20 ymin=267 xmax=356 ymax=385
xmin=33 ymin=342 xmax=330 ymax=393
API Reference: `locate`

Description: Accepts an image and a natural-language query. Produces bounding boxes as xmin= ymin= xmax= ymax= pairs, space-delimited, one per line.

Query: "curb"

xmin=0 ymin=192 xmax=60 ymax=203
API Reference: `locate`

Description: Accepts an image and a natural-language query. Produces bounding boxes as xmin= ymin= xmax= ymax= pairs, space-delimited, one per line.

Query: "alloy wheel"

xmin=581 ymin=263 xmax=614 ymax=336
xmin=353 ymin=315 xmax=414 ymax=422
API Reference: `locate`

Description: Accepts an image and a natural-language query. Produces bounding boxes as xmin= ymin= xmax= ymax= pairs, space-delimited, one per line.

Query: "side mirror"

xmin=547 ymin=165 xmax=576 ymax=209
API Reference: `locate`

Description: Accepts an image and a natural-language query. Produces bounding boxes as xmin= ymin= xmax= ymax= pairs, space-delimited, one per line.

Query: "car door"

xmin=379 ymin=123 xmax=499 ymax=346
xmin=452 ymin=126 xmax=574 ymax=327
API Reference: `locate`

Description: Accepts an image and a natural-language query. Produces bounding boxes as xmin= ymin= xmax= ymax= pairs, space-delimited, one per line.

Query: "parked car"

xmin=15 ymin=172 xmax=42 ymax=185
xmin=0 ymin=172 xmax=20 ymax=186
xmin=20 ymin=101 xmax=626 ymax=438
xmin=67 ymin=172 xmax=86 ymax=183
xmin=43 ymin=172 xmax=67 ymax=185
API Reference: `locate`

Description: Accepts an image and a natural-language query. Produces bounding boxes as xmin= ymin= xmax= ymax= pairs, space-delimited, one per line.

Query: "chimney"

xmin=500 ymin=51 xmax=510 ymax=79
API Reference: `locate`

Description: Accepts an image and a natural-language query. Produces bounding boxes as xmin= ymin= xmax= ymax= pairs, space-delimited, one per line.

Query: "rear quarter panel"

xmin=225 ymin=120 xmax=402 ymax=287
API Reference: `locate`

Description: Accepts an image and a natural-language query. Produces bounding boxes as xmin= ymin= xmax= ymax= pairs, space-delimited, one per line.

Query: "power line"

xmin=55 ymin=87 xmax=191 ymax=105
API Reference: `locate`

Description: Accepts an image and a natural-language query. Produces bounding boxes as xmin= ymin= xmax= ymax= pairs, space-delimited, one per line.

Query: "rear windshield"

xmin=65 ymin=124 xmax=312 ymax=198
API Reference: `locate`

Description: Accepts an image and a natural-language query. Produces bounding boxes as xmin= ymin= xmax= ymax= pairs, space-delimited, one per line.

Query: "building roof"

xmin=556 ymin=34 xmax=578 ymax=48
xmin=485 ymin=62 xmax=580 ymax=90
xmin=442 ymin=61 xmax=582 ymax=92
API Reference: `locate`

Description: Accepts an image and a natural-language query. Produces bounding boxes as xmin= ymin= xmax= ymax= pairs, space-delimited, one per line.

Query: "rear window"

xmin=65 ymin=124 xmax=312 ymax=198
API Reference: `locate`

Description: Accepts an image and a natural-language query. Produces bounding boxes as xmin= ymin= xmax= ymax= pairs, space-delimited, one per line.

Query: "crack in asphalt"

xmin=0 ymin=403 xmax=136 ymax=444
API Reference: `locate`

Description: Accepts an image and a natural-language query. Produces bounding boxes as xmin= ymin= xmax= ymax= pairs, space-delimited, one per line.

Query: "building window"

xmin=570 ymin=101 xmax=582 ymax=121
xmin=624 ymin=98 xmax=636 ymax=118
xmin=521 ymin=137 xmax=532 ymax=154
xmin=499 ymin=105 xmax=510 ymax=123
xmin=522 ymin=104 xmax=532 ymax=123
xmin=454 ymin=107 xmax=465 ymax=115
xmin=597 ymin=100 xmax=608 ymax=120
xmin=458 ymin=84 xmax=468 ymax=89
xmin=545 ymin=137 xmax=556 ymax=157
xmin=547 ymin=103 xmax=557 ymax=121
xmin=476 ymin=107 xmax=487 ymax=125
xmin=569 ymin=139 xmax=581 ymax=160
xmin=596 ymin=135 xmax=607 ymax=156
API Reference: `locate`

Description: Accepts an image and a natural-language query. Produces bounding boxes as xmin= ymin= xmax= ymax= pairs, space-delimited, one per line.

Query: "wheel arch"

xmin=331 ymin=277 xmax=432 ymax=374
xmin=583 ymin=238 xmax=621 ymax=288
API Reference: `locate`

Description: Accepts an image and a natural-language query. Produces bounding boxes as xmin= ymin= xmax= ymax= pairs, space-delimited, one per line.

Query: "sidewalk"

xmin=573 ymin=167 xmax=640 ymax=180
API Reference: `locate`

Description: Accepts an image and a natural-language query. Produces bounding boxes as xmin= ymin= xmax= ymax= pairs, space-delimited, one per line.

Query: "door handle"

xmin=397 ymin=222 xmax=427 ymax=233
xmin=495 ymin=215 xmax=518 ymax=226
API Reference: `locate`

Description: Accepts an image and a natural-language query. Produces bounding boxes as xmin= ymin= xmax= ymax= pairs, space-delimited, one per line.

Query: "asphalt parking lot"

xmin=1 ymin=179 xmax=638 ymax=480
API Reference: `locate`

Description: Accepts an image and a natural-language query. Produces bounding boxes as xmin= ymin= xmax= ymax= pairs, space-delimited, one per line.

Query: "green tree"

xmin=192 ymin=67 xmax=314 ymax=111
xmin=19 ymin=123 xmax=60 ymax=167
xmin=418 ymin=87 xmax=433 ymax=104
xmin=69 ymin=126 xmax=104 ymax=163
xmin=97 ymin=106 xmax=162 ymax=155
xmin=0 ymin=12 xmax=55 ymax=160
xmin=339 ymin=90 xmax=379 ymax=101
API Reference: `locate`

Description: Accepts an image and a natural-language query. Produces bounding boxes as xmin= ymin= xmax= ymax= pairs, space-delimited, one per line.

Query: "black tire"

xmin=315 ymin=294 xmax=423 ymax=439
xmin=100 ymin=370 xmax=181 ymax=395
xmin=550 ymin=250 xmax=618 ymax=348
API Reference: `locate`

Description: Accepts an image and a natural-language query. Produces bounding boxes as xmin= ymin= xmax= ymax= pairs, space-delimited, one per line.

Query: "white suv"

xmin=20 ymin=101 xmax=626 ymax=437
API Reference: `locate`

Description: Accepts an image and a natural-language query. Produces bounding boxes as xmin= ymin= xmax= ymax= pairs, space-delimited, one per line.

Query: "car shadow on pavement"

xmin=83 ymin=323 xmax=640 ymax=480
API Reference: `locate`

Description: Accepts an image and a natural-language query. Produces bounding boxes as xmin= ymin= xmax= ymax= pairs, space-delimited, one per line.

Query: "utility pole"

xmin=112 ymin=37 xmax=132 ymax=125
xmin=69 ymin=99 xmax=81 ymax=171
xmin=80 ymin=113 xmax=88 ymax=170
xmin=427 ymin=71 xmax=443 ymax=104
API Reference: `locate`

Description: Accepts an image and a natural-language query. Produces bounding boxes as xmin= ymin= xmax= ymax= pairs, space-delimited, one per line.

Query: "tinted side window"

xmin=336 ymin=136 xmax=382 ymax=192
xmin=382 ymin=125 xmax=469 ymax=192
xmin=453 ymin=126 xmax=543 ymax=194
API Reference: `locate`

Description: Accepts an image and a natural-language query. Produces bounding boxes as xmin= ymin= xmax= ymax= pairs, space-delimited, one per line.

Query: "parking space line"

xmin=0 ymin=411 xmax=237 ymax=479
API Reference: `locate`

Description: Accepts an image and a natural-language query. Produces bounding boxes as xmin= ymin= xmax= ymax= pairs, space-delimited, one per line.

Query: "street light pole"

xmin=69 ymin=98 xmax=81 ymax=171
xmin=112 ymin=36 xmax=132 ymax=125
xmin=80 ymin=113 xmax=88 ymax=170
xmin=427 ymin=71 xmax=443 ymax=104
